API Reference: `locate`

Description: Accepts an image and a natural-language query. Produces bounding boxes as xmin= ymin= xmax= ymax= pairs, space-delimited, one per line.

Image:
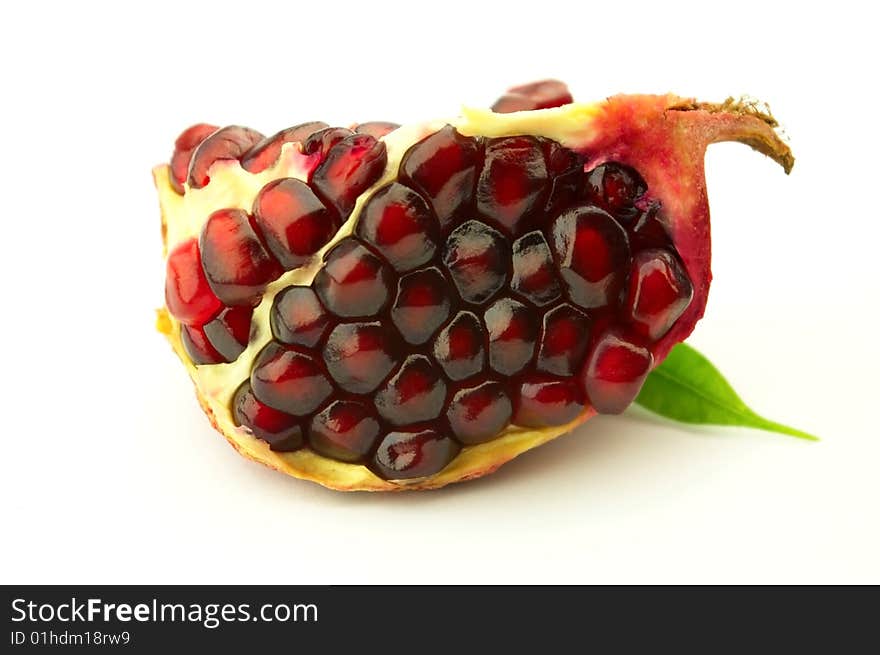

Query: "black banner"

xmin=2 ymin=586 xmax=876 ymax=650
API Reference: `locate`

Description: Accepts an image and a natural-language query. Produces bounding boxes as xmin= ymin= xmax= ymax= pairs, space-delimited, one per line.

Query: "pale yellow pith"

xmin=156 ymin=103 xmax=603 ymax=491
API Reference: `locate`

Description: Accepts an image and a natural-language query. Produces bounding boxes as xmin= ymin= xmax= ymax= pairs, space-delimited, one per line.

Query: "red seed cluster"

xmin=163 ymin=123 xmax=388 ymax=366
xmin=164 ymin=121 xmax=694 ymax=481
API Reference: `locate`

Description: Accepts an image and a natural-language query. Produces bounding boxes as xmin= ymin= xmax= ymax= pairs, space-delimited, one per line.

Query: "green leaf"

xmin=635 ymin=343 xmax=818 ymax=441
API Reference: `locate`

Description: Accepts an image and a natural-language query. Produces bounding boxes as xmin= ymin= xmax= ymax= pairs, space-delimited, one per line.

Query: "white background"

xmin=1 ymin=0 xmax=877 ymax=584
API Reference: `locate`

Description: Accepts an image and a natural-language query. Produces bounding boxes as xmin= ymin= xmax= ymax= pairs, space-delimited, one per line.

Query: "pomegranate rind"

xmin=154 ymin=95 xmax=791 ymax=491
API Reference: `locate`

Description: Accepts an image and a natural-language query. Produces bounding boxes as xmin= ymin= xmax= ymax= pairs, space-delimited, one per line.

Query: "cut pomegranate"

xmin=582 ymin=329 xmax=653 ymax=414
xmin=310 ymin=133 xmax=387 ymax=217
xmin=250 ymin=343 xmax=333 ymax=416
xmin=270 ymin=286 xmax=332 ymax=348
xmin=511 ymin=230 xmax=562 ymax=307
xmin=485 ymin=297 xmax=538 ymax=376
xmin=391 ymin=267 xmax=451 ymax=345
xmin=585 ymin=162 xmax=647 ymax=223
xmin=476 ymin=136 xmax=548 ymax=235
xmin=446 ymin=381 xmax=512 ymax=445
xmin=322 ymin=321 xmax=402 ymax=393
xmin=169 ymin=123 xmax=218 ymax=194
xmin=374 ymin=355 xmax=447 ymax=425
xmin=442 ymin=220 xmax=510 ymax=304
xmin=536 ymin=303 xmax=590 ymax=376
xmin=187 ymin=126 xmax=264 ymax=189
xmin=199 ymin=208 xmax=282 ymax=307
xmin=313 ymin=238 xmax=393 ymax=318
xmin=370 ymin=429 xmax=460 ymax=481
xmin=241 ymin=121 xmax=329 ymax=174
xmin=514 ymin=375 xmax=584 ymax=428
xmin=624 ymin=249 xmax=694 ymax=340
xmin=356 ymin=182 xmax=439 ymax=272
xmin=308 ymin=400 xmax=380 ymax=462
xmin=253 ymin=178 xmax=339 ymax=270
xmin=232 ymin=382 xmax=304 ymax=452
xmin=164 ymin=238 xmax=222 ymax=325
xmin=354 ymin=121 xmax=400 ymax=138
xmin=491 ymin=79 xmax=573 ymax=113
xmin=548 ymin=205 xmax=630 ymax=309
xmin=157 ymin=86 xmax=794 ymax=490
xmin=399 ymin=125 xmax=481 ymax=227
xmin=432 ymin=311 xmax=486 ymax=381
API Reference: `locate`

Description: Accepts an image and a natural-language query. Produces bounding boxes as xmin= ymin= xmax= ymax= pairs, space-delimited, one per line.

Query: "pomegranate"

xmin=154 ymin=81 xmax=793 ymax=491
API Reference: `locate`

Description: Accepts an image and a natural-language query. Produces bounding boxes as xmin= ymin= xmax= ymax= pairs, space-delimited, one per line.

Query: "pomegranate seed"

xmin=301 ymin=127 xmax=354 ymax=157
xmin=356 ymin=182 xmax=439 ymax=272
xmin=375 ymin=355 xmax=447 ymax=425
xmin=476 ymin=136 xmax=549 ymax=235
xmin=179 ymin=305 xmax=251 ymax=366
xmin=511 ymin=230 xmax=562 ymax=307
xmin=371 ymin=429 xmax=459 ymax=480
xmin=536 ymin=303 xmax=590 ymax=376
xmin=491 ymin=79 xmax=573 ymax=113
xmin=442 ymin=220 xmax=510 ymax=304
xmin=313 ymin=238 xmax=393 ymax=318
xmin=187 ymin=125 xmax=264 ymax=189
xmin=241 ymin=121 xmax=329 ymax=173
xmin=199 ymin=208 xmax=282 ymax=306
xmin=514 ymin=375 xmax=584 ymax=428
xmin=584 ymin=162 xmax=647 ymax=222
xmin=548 ymin=204 xmax=631 ymax=309
xmin=252 ymin=178 xmax=339 ymax=270
xmin=446 ymin=381 xmax=512 ymax=445
xmin=169 ymin=123 xmax=218 ymax=194
xmin=308 ymin=400 xmax=380 ymax=463
xmin=232 ymin=382 xmax=304 ymax=452
xmin=181 ymin=324 xmax=225 ymax=365
xmin=250 ymin=343 xmax=333 ymax=416
xmin=491 ymin=95 xmax=537 ymax=113
xmin=322 ymin=321 xmax=402 ymax=393
xmin=203 ymin=306 xmax=253 ymax=362
xmin=399 ymin=125 xmax=481 ymax=227
xmin=270 ymin=286 xmax=331 ymax=348
xmin=391 ymin=267 xmax=451 ymax=345
xmin=542 ymin=139 xmax=586 ymax=214
xmin=310 ymin=133 xmax=387 ymax=217
xmin=485 ymin=297 xmax=538 ymax=376
xmin=432 ymin=311 xmax=486 ymax=381
xmin=629 ymin=204 xmax=672 ymax=250
xmin=582 ymin=329 xmax=653 ymax=414
xmin=164 ymin=238 xmax=222 ymax=325
xmin=623 ymin=249 xmax=693 ymax=340
xmin=354 ymin=121 xmax=400 ymax=138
